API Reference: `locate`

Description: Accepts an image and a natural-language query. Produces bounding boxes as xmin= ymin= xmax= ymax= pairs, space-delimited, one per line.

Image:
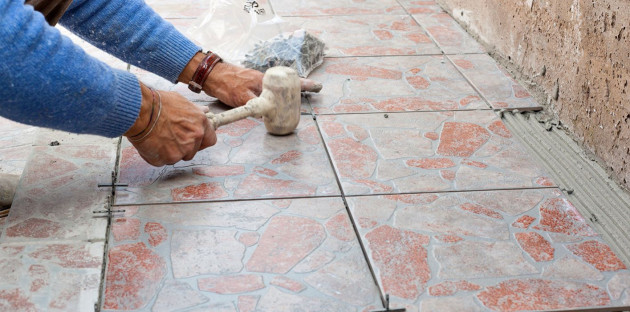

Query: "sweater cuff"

xmin=94 ymin=70 xmax=142 ymax=138
xmin=150 ymin=30 xmax=201 ymax=84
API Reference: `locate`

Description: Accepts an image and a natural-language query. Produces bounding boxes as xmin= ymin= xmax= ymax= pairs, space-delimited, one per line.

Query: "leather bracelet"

xmin=188 ymin=52 xmax=222 ymax=93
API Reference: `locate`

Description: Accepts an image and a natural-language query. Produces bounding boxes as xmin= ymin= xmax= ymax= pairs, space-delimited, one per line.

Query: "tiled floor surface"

xmin=1 ymin=0 xmax=630 ymax=311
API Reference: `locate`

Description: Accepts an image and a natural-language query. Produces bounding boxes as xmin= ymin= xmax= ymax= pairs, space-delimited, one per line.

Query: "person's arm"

xmin=0 ymin=0 xmax=140 ymax=137
xmin=59 ymin=0 xmax=199 ymax=84
xmin=59 ymin=0 xmax=322 ymax=108
xmin=0 ymin=0 xmax=214 ymax=166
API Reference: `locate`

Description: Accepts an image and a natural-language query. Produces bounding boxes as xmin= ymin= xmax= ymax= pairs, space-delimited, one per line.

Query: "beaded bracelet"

xmin=129 ymin=90 xmax=162 ymax=143
xmin=188 ymin=51 xmax=222 ymax=93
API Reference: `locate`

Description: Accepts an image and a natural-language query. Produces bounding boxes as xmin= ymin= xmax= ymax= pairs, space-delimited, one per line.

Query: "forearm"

xmin=59 ymin=0 xmax=200 ymax=83
xmin=0 ymin=0 xmax=141 ymax=137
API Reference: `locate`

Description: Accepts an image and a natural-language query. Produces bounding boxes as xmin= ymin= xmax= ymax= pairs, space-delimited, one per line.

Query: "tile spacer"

xmin=97 ymin=183 xmax=128 ymax=188
xmin=371 ymin=294 xmax=405 ymax=312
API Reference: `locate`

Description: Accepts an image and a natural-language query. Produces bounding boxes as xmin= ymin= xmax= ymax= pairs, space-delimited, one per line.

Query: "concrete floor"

xmin=1 ymin=0 xmax=630 ymax=311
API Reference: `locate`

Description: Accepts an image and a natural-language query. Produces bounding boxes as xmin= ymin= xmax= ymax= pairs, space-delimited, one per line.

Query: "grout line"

xmin=322 ymin=53 xmax=445 ymax=59
xmin=443 ymin=54 xmax=494 ymax=111
xmin=322 ymin=52 xmax=488 ymax=59
xmin=95 ymin=136 xmax=123 ymax=312
xmin=111 ymin=194 xmax=344 ymax=207
xmin=310 ymin=112 xmax=388 ymax=309
xmin=313 ymin=108 xmax=494 ymax=116
xmin=342 ymin=186 xmax=558 ymax=199
xmin=408 ymin=14 xmax=446 ymax=55
xmin=112 ymin=185 xmax=557 ymax=208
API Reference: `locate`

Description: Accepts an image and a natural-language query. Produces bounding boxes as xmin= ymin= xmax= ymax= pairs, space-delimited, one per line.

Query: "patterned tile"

xmin=0 ymin=143 xmax=116 ymax=243
xmin=318 ymin=110 xmax=554 ymax=195
xmin=115 ymin=115 xmax=339 ymax=205
xmin=0 ymin=145 xmax=32 ymax=176
xmin=412 ymin=13 xmax=485 ymax=54
xmin=348 ymin=189 xmax=630 ymax=310
xmin=307 ymin=56 xmax=489 ymax=114
xmin=449 ymin=54 xmax=543 ymax=110
xmin=398 ymin=0 xmax=444 ymax=14
xmin=102 ymin=198 xmax=381 ymax=311
xmin=0 ymin=117 xmax=36 ymax=176
xmin=0 ymin=242 xmax=104 ymax=311
xmin=32 ymin=128 xmax=118 ymax=147
xmin=145 ymin=0 xmax=209 ymax=18
xmin=271 ymin=0 xmax=405 ymax=16
xmin=284 ymin=15 xmax=441 ymax=57
xmin=0 ymin=117 xmax=36 ymax=150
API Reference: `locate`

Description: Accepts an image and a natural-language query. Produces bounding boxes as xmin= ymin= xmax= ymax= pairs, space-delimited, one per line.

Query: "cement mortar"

xmin=437 ymin=0 xmax=630 ymax=190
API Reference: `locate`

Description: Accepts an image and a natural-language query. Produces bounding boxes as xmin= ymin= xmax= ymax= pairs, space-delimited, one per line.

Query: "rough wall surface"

xmin=437 ymin=0 xmax=630 ymax=189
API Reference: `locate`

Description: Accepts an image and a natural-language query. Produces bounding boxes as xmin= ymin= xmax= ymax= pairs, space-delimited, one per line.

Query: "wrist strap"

xmin=188 ymin=52 xmax=222 ymax=93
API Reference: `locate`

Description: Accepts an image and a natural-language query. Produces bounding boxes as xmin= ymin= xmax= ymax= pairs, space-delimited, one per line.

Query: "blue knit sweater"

xmin=0 ymin=0 xmax=200 ymax=137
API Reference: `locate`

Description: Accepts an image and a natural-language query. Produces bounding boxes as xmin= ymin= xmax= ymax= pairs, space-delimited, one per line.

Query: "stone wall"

xmin=436 ymin=0 xmax=630 ymax=189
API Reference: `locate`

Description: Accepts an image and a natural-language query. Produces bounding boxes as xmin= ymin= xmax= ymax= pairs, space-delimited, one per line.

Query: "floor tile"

xmin=0 ymin=118 xmax=36 ymax=176
xmin=271 ymin=0 xmax=405 ymax=16
xmin=0 ymin=145 xmax=32 ymax=176
xmin=0 ymin=242 xmax=104 ymax=311
xmin=116 ymin=115 xmax=340 ymax=205
xmin=0 ymin=117 xmax=36 ymax=150
xmin=449 ymin=54 xmax=543 ymax=110
xmin=285 ymin=15 xmax=441 ymax=57
xmin=145 ymin=0 xmax=209 ymax=18
xmin=307 ymin=55 xmax=489 ymax=114
xmin=398 ymin=0 xmax=444 ymax=14
xmin=318 ymin=110 xmax=554 ymax=195
xmin=32 ymin=128 xmax=118 ymax=147
xmin=412 ymin=13 xmax=485 ymax=54
xmin=0 ymin=143 xmax=116 ymax=243
xmin=348 ymin=189 xmax=630 ymax=310
xmin=102 ymin=197 xmax=382 ymax=311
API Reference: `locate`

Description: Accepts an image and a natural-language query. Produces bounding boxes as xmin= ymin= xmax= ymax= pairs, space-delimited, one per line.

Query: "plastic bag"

xmin=187 ymin=0 xmax=293 ymax=64
xmin=187 ymin=0 xmax=325 ymax=77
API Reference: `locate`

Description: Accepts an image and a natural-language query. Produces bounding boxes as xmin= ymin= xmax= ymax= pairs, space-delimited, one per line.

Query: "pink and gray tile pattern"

xmin=116 ymin=116 xmax=339 ymax=205
xmin=285 ymin=15 xmax=441 ymax=57
xmin=0 ymin=117 xmax=36 ymax=176
xmin=318 ymin=110 xmax=554 ymax=195
xmin=271 ymin=0 xmax=405 ymax=16
xmin=102 ymin=198 xmax=381 ymax=311
xmin=412 ymin=13 xmax=485 ymax=54
xmin=1 ymin=143 xmax=116 ymax=243
xmin=307 ymin=56 xmax=489 ymax=114
xmin=398 ymin=0 xmax=444 ymax=14
xmin=348 ymin=189 xmax=630 ymax=311
xmin=449 ymin=54 xmax=543 ymax=110
xmin=3 ymin=1 xmax=630 ymax=311
xmin=0 ymin=243 xmax=104 ymax=311
xmin=0 ymin=132 xmax=118 ymax=310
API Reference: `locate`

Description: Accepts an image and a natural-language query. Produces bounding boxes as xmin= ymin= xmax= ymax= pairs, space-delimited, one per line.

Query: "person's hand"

xmin=124 ymin=83 xmax=216 ymax=167
xmin=178 ymin=52 xmax=323 ymax=108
